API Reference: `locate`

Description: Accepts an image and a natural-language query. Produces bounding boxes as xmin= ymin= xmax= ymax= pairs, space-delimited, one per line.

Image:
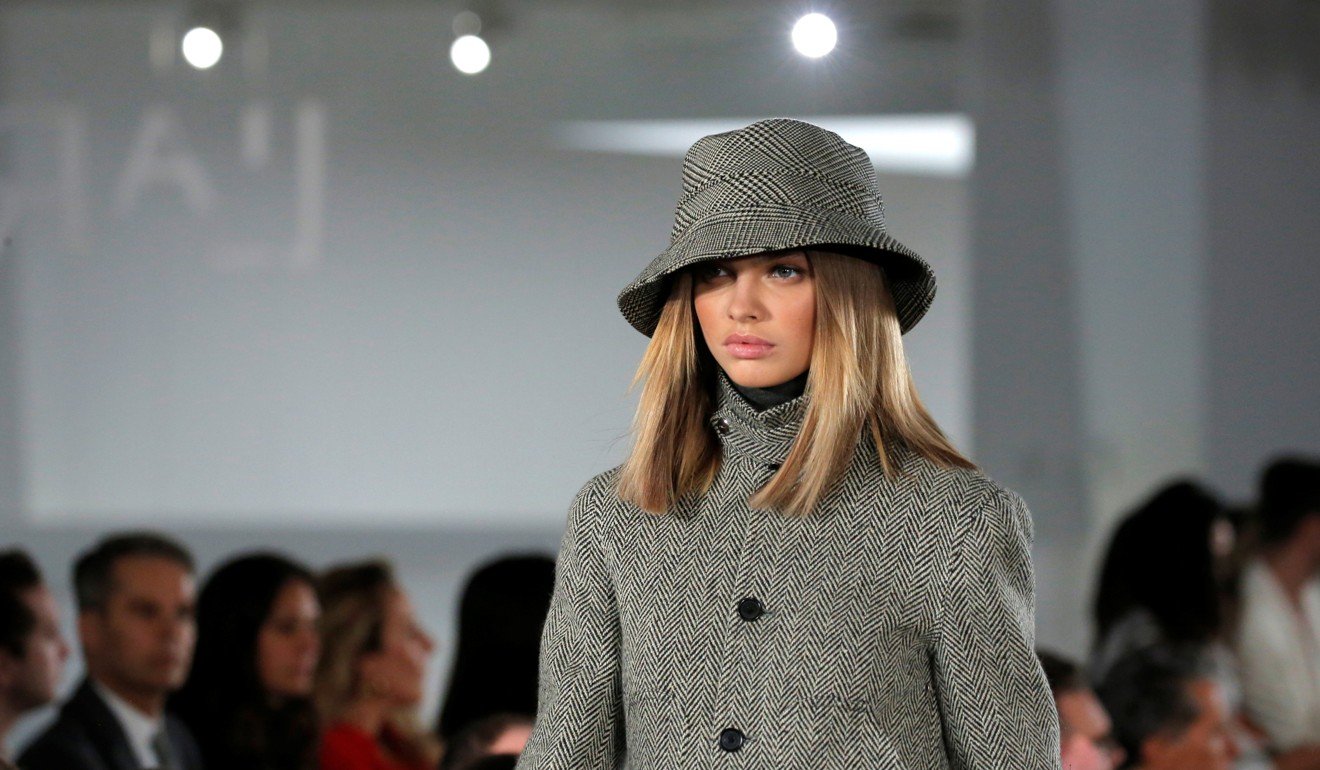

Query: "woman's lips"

xmin=724 ymin=334 xmax=774 ymax=359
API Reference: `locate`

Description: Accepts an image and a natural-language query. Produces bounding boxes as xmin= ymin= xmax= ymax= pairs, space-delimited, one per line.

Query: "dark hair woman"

xmin=436 ymin=554 xmax=554 ymax=742
xmin=172 ymin=552 xmax=321 ymax=770
xmin=517 ymin=119 xmax=1058 ymax=769
xmin=1090 ymin=481 xmax=1235 ymax=680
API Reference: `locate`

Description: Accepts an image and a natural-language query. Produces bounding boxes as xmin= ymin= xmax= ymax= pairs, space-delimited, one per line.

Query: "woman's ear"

xmin=1300 ymin=511 xmax=1320 ymax=545
xmin=354 ymin=650 xmax=381 ymax=696
xmin=0 ymin=649 xmax=18 ymax=690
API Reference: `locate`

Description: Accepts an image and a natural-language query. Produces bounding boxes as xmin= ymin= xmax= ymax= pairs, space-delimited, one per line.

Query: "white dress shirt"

xmin=1237 ymin=559 xmax=1320 ymax=750
xmin=91 ymin=680 xmax=167 ymax=769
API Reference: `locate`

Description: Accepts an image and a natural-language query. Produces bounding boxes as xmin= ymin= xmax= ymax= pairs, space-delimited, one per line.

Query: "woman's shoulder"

xmin=891 ymin=449 xmax=1027 ymax=516
xmin=560 ymin=466 xmax=635 ymax=534
xmin=573 ymin=466 xmax=623 ymax=505
xmin=321 ymin=721 xmax=374 ymax=748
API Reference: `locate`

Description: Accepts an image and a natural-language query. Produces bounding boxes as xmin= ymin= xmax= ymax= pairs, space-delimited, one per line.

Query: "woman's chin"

xmin=723 ymin=363 xmax=804 ymax=389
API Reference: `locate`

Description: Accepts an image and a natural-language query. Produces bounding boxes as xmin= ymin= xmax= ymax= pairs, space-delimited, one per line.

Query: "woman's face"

xmin=257 ymin=578 xmax=321 ymax=700
xmin=358 ymin=588 xmax=434 ymax=707
xmin=692 ymin=250 xmax=816 ymax=388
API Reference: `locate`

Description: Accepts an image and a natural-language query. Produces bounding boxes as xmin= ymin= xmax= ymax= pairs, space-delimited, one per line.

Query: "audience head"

xmin=1093 ymin=481 xmax=1231 ymax=647
xmin=0 ymin=550 xmax=69 ymax=725
xmin=1098 ymin=646 xmax=1238 ymax=770
xmin=172 ymin=552 xmax=320 ymax=770
xmin=457 ymin=755 xmax=518 ymax=770
xmin=1038 ymin=649 xmax=1121 ymax=770
xmin=440 ymin=713 xmax=534 ymax=770
xmin=73 ymin=532 xmax=196 ymax=712
xmin=315 ymin=560 xmax=435 ymax=720
xmin=1257 ymin=456 xmax=1320 ymax=553
xmin=438 ymin=554 xmax=554 ymax=740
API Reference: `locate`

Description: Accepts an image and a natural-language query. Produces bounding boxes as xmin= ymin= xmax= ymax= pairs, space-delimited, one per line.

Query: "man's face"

xmin=1144 ymin=679 xmax=1239 ymax=770
xmin=0 ymin=585 xmax=70 ymax=712
xmin=80 ymin=556 xmax=196 ymax=707
xmin=1057 ymin=688 xmax=1122 ymax=770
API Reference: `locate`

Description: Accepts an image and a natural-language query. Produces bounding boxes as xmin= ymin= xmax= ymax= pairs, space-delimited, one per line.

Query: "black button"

xmin=713 ymin=418 xmax=731 ymax=435
xmin=766 ymin=462 xmax=781 ymax=471
xmin=718 ymin=727 xmax=745 ymax=752
xmin=737 ymin=597 xmax=764 ymax=622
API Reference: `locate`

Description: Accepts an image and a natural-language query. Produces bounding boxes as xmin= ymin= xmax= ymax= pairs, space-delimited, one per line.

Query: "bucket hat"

xmin=617 ymin=118 xmax=937 ymax=336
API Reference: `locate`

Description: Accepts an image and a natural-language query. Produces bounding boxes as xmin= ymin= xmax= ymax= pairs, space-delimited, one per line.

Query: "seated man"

xmin=1037 ymin=649 xmax=1122 ymax=770
xmin=18 ymin=533 xmax=204 ymax=770
xmin=1098 ymin=646 xmax=1238 ymax=770
xmin=1238 ymin=457 xmax=1320 ymax=751
xmin=0 ymin=550 xmax=69 ymax=762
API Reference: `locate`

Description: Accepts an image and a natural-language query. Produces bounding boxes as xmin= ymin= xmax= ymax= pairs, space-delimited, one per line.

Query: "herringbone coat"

xmin=518 ymin=378 xmax=1061 ymax=769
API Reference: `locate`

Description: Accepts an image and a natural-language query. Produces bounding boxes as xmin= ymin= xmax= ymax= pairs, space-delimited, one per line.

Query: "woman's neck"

xmin=339 ymin=698 xmax=390 ymax=737
xmin=729 ymin=370 xmax=808 ymax=412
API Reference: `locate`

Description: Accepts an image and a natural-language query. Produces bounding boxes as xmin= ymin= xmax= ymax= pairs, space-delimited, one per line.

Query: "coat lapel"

xmin=64 ymin=680 xmax=147 ymax=770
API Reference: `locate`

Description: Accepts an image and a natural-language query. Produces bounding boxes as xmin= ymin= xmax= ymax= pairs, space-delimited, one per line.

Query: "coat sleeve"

xmin=930 ymin=486 xmax=1061 ymax=769
xmin=516 ymin=477 xmax=625 ymax=770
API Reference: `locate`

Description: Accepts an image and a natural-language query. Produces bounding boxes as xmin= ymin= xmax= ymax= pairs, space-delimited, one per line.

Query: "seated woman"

xmin=172 ymin=552 xmax=322 ymax=770
xmin=436 ymin=554 xmax=554 ymax=743
xmin=315 ymin=560 xmax=439 ymax=770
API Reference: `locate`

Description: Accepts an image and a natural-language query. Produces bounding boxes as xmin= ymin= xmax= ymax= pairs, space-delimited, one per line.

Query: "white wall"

xmin=1 ymin=2 xmax=969 ymax=529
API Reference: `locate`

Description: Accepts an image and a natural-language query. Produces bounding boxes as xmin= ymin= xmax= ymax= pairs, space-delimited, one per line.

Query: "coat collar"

xmin=710 ymin=370 xmax=807 ymax=465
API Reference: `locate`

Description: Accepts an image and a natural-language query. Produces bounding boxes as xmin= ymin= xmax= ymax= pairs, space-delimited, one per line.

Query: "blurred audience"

xmin=18 ymin=532 xmax=203 ymax=770
xmin=0 ymin=551 xmax=69 ymax=761
xmin=1099 ymin=645 xmax=1240 ymax=770
xmin=437 ymin=554 xmax=553 ymax=744
xmin=439 ymin=713 xmax=533 ymax=770
xmin=1091 ymin=481 xmax=1237 ymax=684
xmin=1237 ymin=457 xmax=1320 ymax=752
xmin=316 ymin=560 xmax=439 ymax=770
xmin=1038 ymin=649 xmax=1123 ymax=770
xmin=172 ymin=553 xmax=321 ymax=770
xmin=7 ymin=457 xmax=1318 ymax=770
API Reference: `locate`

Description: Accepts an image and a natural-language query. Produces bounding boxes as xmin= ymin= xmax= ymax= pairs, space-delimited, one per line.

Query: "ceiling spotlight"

xmin=450 ymin=34 xmax=491 ymax=75
xmin=181 ymin=26 xmax=224 ymax=70
xmin=792 ymin=13 xmax=837 ymax=58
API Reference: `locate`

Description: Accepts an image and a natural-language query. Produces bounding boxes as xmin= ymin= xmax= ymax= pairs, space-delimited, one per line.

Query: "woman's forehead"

xmin=708 ymin=249 xmax=808 ymax=266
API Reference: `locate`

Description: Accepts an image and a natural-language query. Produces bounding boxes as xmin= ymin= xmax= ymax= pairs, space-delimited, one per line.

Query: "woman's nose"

xmin=726 ymin=274 xmax=764 ymax=320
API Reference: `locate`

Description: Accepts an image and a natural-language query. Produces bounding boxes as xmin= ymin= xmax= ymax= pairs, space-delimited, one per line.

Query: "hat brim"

xmin=617 ymin=203 xmax=937 ymax=337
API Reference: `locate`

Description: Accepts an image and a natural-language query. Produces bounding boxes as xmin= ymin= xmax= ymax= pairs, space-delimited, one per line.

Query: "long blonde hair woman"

xmin=517 ymin=119 xmax=1059 ymax=769
xmin=315 ymin=561 xmax=439 ymax=770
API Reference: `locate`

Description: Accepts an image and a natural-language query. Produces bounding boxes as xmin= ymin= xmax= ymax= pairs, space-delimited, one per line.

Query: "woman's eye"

xmin=695 ymin=264 xmax=729 ymax=282
xmin=770 ymin=264 xmax=802 ymax=279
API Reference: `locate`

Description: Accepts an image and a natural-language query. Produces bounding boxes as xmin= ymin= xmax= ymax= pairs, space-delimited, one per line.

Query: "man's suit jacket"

xmin=17 ymin=679 xmax=204 ymax=770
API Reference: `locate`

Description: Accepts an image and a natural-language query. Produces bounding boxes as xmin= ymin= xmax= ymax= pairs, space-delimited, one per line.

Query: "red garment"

xmin=318 ymin=722 xmax=432 ymax=770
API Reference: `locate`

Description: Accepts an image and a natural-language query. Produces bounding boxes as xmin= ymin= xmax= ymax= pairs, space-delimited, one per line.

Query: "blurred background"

xmin=2 ymin=0 xmax=1317 ymax=743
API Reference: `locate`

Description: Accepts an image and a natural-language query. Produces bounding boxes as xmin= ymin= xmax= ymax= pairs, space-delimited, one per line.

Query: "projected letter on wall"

xmin=1 ymin=99 xmax=326 ymax=273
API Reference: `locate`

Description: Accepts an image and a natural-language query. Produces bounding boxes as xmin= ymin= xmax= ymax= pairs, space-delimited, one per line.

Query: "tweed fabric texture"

xmin=616 ymin=118 xmax=938 ymax=337
xmin=518 ymin=379 xmax=1061 ymax=770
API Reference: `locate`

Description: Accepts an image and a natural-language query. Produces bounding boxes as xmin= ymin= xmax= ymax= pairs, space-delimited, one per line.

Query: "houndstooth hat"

xmin=617 ymin=118 xmax=937 ymax=336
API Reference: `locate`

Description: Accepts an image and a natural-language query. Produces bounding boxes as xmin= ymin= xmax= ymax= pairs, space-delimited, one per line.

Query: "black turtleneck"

xmin=728 ymin=370 xmax=809 ymax=412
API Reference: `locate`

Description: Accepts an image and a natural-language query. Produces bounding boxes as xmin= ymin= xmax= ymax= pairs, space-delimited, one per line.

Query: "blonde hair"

xmin=617 ymin=250 xmax=973 ymax=517
xmin=314 ymin=561 xmax=439 ymax=764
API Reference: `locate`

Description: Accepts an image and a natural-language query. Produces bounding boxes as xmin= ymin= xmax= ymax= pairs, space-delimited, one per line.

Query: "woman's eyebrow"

xmin=749 ymin=251 xmax=805 ymax=263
